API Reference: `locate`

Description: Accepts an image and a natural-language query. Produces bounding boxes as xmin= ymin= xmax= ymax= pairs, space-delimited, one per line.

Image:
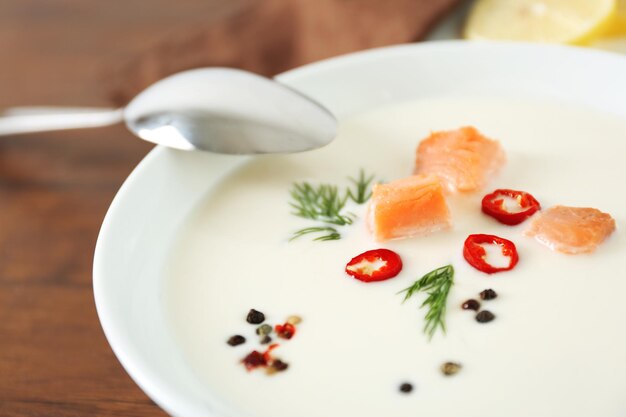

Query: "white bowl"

xmin=93 ymin=41 xmax=626 ymax=417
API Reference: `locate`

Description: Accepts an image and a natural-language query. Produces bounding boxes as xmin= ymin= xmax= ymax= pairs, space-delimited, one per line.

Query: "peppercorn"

xmin=399 ymin=382 xmax=413 ymax=393
xmin=476 ymin=310 xmax=495 ymax=323
xmin=226 ymin=335 xmax=246 ymax=346
xmin=256 ymin=324 xmax=272 ymax=336
xmin=287 ymin=315 xmax=302 ymax=325
xmin=265 ymin=359 xmax=289 ymax=375
xmin=275 ymin=322 xmax=296 ymax=339
xmin=260 ymin=335 xmax=272 ymax=345
xmin=242 ymin=351 xmax=266 ymax=370
xmin=246 ymin=309 xmax=265 ymax=324
xmin=441 ymin=362 xmax=462 ymax=376
xmin=480 ymin=289 xmax=498 ymax=300
xmin=461 ymin=299 xmax=480 ymax=311
xmin=272 ymin=359 xmax=289 ymax=372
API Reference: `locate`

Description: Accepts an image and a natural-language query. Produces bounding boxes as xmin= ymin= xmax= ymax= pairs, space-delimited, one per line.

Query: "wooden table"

xmin=0 ymin=1 xmax=457 ymax=415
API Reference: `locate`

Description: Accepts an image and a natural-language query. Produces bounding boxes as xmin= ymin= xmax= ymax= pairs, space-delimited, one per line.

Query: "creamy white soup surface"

xmin=166 ymin=97 xmax=626 ymax=417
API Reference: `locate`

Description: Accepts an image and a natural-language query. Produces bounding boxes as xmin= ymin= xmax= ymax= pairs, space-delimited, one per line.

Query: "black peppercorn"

xmin=247 ymin=309 xmax=265 ymax=324
xmin=227 ymin=335 xmax=246 ymax=346
xmin=480 ymin=289 xmax=498 ymax=300
xmin=399 ymin=382 xmax=413 ymax=393
xmin=260 ymin=335 xmax=272 ymax=345
xmin=272 ymin=359 xmax=289 ymax=372
xmin=476 ymin=310 xmax=495 ymax=323
xmin=461 ymin=299 xmax=480 ymax=311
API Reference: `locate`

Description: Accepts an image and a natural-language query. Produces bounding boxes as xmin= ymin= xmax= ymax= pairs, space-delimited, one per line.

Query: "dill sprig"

xmin=289 ymin=183 xmax=353 ymax=226
xmin=347 ymin=169 xmax=375 ymax=204
xmin=289 ymin=226 xmax=341 ymax=242
xmin=398 ymin=265 xmax=454 ymax=340
xmin=289 ymin=170 xmax=375 ymax=241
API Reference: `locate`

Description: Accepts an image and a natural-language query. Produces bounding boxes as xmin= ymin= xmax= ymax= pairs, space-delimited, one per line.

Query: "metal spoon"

xmin=0 ymin=68 xmax=337 ymax=154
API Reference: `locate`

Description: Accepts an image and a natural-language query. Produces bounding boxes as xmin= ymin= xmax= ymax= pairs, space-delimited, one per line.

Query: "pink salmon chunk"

xmin=368 ymin=174 xmax=451 ymax=241
xmin=525 ymin=205 xmax=616 ymax=254
xmin=414 ymin=126 xmax=505 ymax=193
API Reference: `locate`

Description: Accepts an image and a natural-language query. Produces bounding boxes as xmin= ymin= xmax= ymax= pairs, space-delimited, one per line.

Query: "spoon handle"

xmin=0 ymin=107 xmax=124 ymax=136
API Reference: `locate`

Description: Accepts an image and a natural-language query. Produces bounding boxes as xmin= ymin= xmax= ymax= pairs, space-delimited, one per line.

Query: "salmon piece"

xmin=525 ymin=205 xmax=616 ymax=254
xmin=368 ymin=174 xmax=451 ymax=241
xmin=414 ymin=126 xmax=505 ymax=193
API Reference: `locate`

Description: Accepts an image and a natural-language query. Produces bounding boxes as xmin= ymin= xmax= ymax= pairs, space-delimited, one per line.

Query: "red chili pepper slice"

xmin=345 ymin=249 xmax=402 ymax=282
xmin=262 ymin=343 xmax=280 ymax=363
xmin=463 ymin=234 xmax=519 ymax=274
xmin=275 ymin=323 xmax=296 ymax=340
xmin=481 ymin=189 xmax=541 ymax=225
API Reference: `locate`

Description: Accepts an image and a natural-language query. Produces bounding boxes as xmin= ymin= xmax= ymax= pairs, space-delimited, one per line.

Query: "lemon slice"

xmin=464 ymin=0 xmax=617 ymax=44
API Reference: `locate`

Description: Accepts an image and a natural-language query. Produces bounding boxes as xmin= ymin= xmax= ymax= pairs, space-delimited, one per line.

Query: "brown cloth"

xmin=105 ymin=0 xmax=459 ymax=105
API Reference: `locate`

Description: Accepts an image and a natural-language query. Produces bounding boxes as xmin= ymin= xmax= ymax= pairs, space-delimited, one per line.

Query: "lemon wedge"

xmin=604 ymin=0 xmax=626 ymax=37
xmin=592 ymin=0 xmax=626 ymax=53
xmin=464 ymin=0 xmax=617 ymax=44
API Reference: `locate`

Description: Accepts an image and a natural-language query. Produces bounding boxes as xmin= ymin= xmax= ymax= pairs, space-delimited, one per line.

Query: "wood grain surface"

xmin=0 ymin=1 xmax=458 ymax=415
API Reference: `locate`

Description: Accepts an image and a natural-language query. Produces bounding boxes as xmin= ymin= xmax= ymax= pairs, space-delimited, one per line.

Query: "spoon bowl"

xmin=125 ymin=68 xmax=337 ymax=154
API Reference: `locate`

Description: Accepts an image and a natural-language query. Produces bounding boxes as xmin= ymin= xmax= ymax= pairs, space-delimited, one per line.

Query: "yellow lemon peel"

xmin=464 ymin=0 xmax=617 ymax=45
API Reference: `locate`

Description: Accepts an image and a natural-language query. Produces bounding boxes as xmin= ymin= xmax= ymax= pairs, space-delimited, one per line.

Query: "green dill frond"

xmin=398 ymin=265 xmax=454 ymax=340
xmin=347 ymin=169 xmax=376 ymax=204
xmin=289 ymin=182 xmax=353 ymax=226
xmin=289 ymin=226 xmax=341 ymax=242
xmin=288 ymin=169 xmax=374 ymax=242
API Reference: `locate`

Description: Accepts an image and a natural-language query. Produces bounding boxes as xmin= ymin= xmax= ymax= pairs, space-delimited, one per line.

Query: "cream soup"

xmin=166 ymin=97 xmax=626 ymax=417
